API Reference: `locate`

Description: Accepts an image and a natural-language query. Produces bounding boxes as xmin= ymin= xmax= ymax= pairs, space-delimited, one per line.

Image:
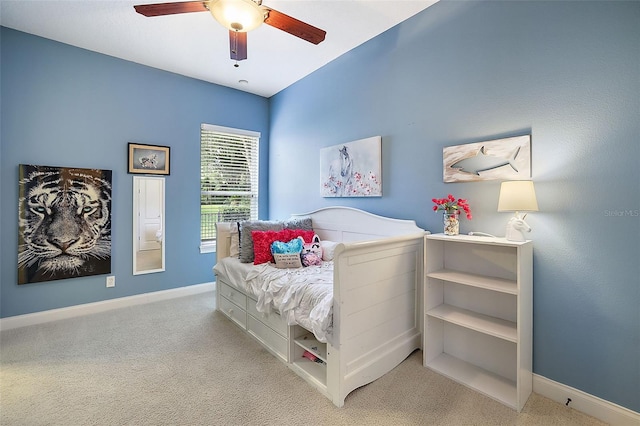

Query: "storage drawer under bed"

xmin=247 ymin=315 xmax=289 ymax=362
xmin=219 ymin=294 xmax=247 ymax=329
xmin=219 ymin=281 xmax=247 ymax=309
xmin=247 ymin=297 xmax=289 ymax=337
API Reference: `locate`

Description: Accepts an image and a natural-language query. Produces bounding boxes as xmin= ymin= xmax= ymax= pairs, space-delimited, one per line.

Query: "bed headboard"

xmin=215 ymin=207 xmax=426 ymax=261
xmin=289 ymin=206 xmax=425 ymax=243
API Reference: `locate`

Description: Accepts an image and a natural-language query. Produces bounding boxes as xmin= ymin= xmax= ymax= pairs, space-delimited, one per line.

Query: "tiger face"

xmin=18 ymin=166 xmax=112 ymax=284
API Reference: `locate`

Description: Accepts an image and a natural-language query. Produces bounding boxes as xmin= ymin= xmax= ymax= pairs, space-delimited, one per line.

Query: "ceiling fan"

xmin=134 ymin=0 xmax=326 ymax=64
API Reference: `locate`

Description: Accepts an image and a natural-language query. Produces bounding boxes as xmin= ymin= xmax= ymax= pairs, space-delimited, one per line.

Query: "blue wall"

xmin=0 ymin=28 xmax=270 ymax=318
xmin=269 ymin=0 xmax=639 ymax=413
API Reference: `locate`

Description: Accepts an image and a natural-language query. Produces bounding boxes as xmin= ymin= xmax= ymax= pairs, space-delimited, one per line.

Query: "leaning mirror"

xmin=133 ymin=176 xmax=165 ymax=275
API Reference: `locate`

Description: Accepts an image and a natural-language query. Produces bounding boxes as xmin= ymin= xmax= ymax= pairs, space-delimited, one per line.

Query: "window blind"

xmin=200 ymin=124 xmax=259 ymax=252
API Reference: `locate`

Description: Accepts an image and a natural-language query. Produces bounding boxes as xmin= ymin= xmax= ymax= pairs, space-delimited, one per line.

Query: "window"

xmin=200 ymin=124 xmax=259 ymax=253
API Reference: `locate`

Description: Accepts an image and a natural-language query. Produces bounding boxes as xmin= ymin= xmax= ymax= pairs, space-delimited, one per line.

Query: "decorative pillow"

xmin=271 ymin=237 xmax=304 ymax=269
xmin=239 ymin=220 xmax=284 ymax=263
xmin=301 ymin=234 xmax=323 ymax=267
xmin=273 ymin=253 xmax=303 ymax=269
xmin=252 ymin=229 xmax=316 ymax=265
xmin=320 ymin=240 xmax=339 ymax=261
xmin=283 ymin=217 xmax=313 ymax=231
xmin=229 ymin=222 xmax=240 ymax=258
xmin=238 ymin=218 xmax=313 ymax=263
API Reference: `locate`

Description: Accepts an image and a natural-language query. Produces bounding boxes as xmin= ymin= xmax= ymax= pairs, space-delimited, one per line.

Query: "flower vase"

xmin=443 ymin=212 xmax=460 ymax=236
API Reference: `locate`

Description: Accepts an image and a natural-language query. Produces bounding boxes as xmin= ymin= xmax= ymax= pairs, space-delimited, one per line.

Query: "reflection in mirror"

xmin=133 ymin=176 xmax=165 ymax=275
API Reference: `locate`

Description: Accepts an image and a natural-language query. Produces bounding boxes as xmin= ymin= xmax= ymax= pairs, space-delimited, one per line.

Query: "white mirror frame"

xmin=133 ymin=176 xmax=165 ymax=275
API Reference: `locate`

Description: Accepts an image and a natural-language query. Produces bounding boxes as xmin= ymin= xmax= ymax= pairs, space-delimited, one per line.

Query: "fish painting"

xmin=451 ymin=146 xmax=520 ymax=175
xmin=442 ymin=135 xmax=531 ymax=182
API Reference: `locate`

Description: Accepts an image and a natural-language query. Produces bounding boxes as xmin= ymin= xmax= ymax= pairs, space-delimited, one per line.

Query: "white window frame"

xmin=200 ymin=124 xmax=260 ymax=253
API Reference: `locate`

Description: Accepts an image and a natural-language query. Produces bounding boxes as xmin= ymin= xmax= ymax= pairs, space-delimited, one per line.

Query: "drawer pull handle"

xmin=228 ymin=308 xmax=234 ymax=315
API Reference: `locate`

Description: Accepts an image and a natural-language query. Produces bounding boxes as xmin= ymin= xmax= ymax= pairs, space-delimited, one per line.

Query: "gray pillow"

xmin=283 ymin=217 xmax=313 ymax=230
xmin=239 ymin=220 xmax=284 ymax=263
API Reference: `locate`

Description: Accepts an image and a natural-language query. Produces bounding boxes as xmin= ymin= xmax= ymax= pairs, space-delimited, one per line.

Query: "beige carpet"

xmin=0 ymin=291 xmax=605 ymax=425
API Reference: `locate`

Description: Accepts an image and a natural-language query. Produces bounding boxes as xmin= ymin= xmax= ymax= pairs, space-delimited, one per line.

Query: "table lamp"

xmin=497 ymin=180 xmax=539 ymax=242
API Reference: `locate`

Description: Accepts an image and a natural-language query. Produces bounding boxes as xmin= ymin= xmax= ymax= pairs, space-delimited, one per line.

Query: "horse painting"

xmin=325 ymin=146 xmax=353 ymax=196
xmin=320 ymin=136 xmax=382 ymax=197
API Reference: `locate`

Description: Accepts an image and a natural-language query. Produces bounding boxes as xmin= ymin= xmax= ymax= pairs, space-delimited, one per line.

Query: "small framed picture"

xmin=128 ymin=143 xmax=170 ymax=175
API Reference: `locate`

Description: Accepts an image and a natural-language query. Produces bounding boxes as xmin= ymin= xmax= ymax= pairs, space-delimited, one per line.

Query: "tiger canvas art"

xmin=18 ymin=165 xmax=112 ymax=284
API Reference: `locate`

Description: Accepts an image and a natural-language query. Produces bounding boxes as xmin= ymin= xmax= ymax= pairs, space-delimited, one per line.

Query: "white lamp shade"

xmin=209 ymin=0 xmax=265 ymax=32
xmin=497 ymin=181 xmax=539 ymax=212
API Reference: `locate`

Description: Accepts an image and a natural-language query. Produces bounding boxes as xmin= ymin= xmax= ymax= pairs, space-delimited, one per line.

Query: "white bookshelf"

xmin=423 ymin=234 xmax=533 ymax=411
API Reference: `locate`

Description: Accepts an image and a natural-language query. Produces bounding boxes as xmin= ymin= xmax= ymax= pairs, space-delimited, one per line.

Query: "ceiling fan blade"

xmin=229 ymin=30 xmax=248 ymax=61
xmin=263 ymin=7 xmax=326 ymax=45
xmin=134 ymin=1 xmax=208 ymax=17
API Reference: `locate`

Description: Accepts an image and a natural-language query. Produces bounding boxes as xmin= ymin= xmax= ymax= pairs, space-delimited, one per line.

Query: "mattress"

xmin=214 ymin=257 xmax=334 ymax=343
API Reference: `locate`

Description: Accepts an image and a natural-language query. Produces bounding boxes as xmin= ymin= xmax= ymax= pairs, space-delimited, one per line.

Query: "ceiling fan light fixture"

xmin=209 ymin=0 xmax=265 ymax=32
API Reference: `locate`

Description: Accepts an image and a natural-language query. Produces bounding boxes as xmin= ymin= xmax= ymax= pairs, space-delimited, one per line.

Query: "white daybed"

xmin=213 ymin=206 xmax=426 ymax=407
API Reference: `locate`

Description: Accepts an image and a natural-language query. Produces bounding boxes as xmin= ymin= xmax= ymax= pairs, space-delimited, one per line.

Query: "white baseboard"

xmin=0 ymin=282 xmax=216 ymax=332
xmin=533 ymin=374 xmax=640 ymax=425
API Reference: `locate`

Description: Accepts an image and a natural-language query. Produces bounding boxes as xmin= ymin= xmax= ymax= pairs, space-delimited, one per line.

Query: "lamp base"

xmin=505 ymin=212 xmax=531 ymax=242
xmin=505 ymin=229 xmax=526 ymax=242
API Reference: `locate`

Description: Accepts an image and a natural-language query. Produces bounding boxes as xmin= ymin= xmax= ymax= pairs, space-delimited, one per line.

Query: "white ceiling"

xmin=0 ymin=0 xmax=438 ymax=97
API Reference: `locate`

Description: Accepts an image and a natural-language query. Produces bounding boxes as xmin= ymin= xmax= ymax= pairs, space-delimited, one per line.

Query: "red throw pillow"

xmin=252 ymin=229 xmax=316 ymax=265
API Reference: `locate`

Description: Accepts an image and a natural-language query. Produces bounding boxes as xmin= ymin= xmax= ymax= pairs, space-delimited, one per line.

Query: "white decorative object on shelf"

xmin=423 ymin=233 xmax=533 ymax=412
xmin=505 ymin=215 xmax=531 ymax=242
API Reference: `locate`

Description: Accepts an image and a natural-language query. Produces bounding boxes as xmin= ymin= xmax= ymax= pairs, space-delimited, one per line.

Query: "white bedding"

xmin=214 ymin=258 xmax=334 ymax=343
xmin=213 ymin=257 xmax=255 ymax=294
